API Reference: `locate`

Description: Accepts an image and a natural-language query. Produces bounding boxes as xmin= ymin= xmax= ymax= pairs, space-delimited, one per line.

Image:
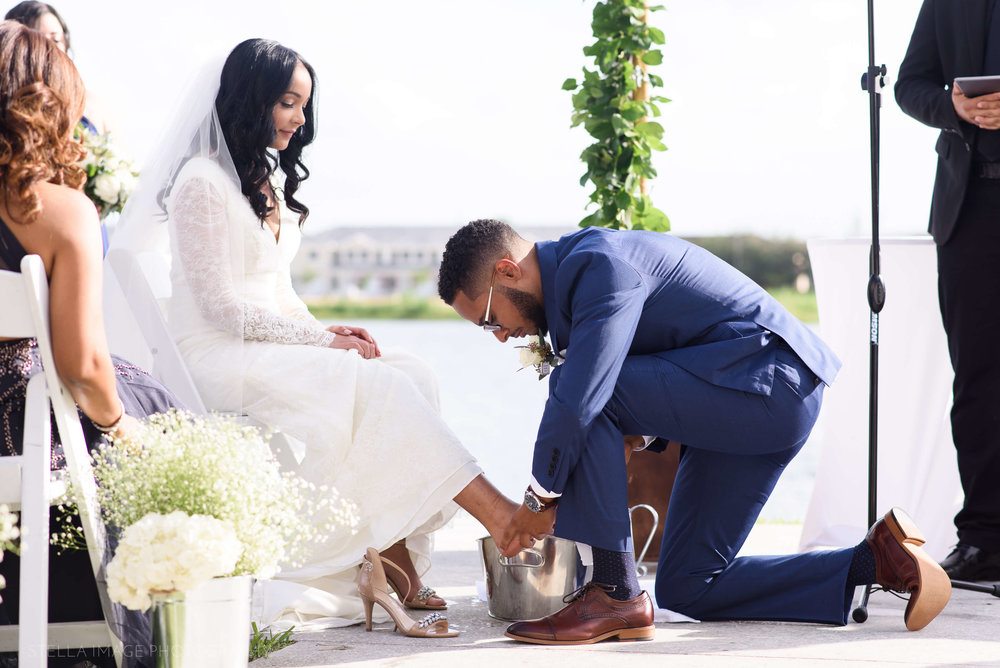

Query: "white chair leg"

xmin=18 ymin=374 xmax=51 ymax=668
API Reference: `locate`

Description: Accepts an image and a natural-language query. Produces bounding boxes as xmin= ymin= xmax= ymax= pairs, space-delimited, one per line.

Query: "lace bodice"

xmin=166 ymin=159 xmax=334 ymax=348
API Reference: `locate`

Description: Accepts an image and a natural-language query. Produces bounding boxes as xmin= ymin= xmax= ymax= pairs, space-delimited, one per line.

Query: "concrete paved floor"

xmin=252 ymin=523 xmax=1000 ymax=668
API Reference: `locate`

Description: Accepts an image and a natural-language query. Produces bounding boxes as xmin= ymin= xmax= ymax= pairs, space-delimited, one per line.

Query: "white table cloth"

xmin=800 ymin=237 xmax=962 ymax=561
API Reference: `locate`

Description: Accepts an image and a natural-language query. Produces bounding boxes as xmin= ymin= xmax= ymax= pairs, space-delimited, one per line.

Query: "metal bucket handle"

xmin=628 ymin=503 xmax=660 ymax=577
xmin=498 ymin=548 xmax=546 ymax=568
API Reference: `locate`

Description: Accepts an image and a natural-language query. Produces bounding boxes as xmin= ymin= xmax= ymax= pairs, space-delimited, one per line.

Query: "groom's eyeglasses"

xmin=481 ymin=273 xmax=501 ymax=332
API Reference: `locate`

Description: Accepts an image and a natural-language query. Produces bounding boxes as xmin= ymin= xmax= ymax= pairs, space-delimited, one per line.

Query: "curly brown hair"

xmin=0 ymin=20 xmax=86 ymax=224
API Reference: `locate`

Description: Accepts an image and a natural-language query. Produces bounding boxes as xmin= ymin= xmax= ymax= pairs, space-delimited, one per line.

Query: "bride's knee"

xmin=383 ymin=351 xmax=440 ymax=402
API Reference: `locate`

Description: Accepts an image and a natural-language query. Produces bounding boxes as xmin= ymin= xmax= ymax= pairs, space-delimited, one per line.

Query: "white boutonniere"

xmin=516 ymin=335 xmax=564 ymax=380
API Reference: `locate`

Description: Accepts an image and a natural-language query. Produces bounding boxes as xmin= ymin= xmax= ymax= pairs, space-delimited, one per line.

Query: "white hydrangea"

xmin=107 ymin=511 xmax=241 ymax=611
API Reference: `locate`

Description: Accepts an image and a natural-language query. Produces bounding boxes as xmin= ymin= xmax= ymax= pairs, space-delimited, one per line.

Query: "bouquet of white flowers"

xmin=77 ymin=127 xmax=138 ymax=218
xmin=67 ymin=410 xmax=358 ymax=610
xmin=0 ymin=504 xmax=19 ymax=602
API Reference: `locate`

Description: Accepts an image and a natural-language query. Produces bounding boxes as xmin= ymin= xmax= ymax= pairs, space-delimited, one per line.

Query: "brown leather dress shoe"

xmin=505 ymin=583 xmax=655 ymax=645
xmin=866 ymin=507 xmax=952 ymax=631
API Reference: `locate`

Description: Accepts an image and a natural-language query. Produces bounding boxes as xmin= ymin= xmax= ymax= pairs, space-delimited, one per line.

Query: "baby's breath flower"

xmin=85 ymin=410 xmax=358 ymax=578
xmin=0 ymin=504 xmax=19 ymax=601
xmin=0 ymin=504 xmax=18 ymax=546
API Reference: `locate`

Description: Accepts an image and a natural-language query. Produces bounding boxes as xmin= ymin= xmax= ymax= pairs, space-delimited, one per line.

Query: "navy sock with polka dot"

xmin=847 ymin=541 xmax=877 ymax=587
xmin=592 ymin=547 xmax=642 ymax=601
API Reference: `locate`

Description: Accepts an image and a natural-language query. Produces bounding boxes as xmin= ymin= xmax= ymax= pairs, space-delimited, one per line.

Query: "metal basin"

xmin=477 ymin=535 xmax=583 ymax=622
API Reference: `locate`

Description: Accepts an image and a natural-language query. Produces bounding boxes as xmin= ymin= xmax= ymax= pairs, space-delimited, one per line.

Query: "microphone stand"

xmin=851 ymin=0 xmax=886 ymax=624
xmin=851 ymin=1 xmax=1000 ymax=624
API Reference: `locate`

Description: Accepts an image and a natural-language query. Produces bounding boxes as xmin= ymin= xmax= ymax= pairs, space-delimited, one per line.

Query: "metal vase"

xmin=151 ymin=575 xmax=252 ymax=668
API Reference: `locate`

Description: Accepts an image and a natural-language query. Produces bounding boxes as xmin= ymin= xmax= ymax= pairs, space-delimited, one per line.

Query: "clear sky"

xmin=54 ymin=0 xmax=935 ymax=239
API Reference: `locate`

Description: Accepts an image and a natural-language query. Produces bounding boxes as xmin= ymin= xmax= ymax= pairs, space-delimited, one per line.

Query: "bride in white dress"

xmin=111 ymin=39 xmax=518 ymax=631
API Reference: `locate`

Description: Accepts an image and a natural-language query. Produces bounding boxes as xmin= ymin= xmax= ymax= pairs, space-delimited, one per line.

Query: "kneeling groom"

xmin=438 ymin=220 xmax=952 ymax=644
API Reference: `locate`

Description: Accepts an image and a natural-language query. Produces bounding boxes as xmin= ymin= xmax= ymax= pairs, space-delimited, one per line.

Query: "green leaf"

xmin=636 ymin=206 xmax=671 ymax=232
xmin=614 ymin=190 xmax=632 ymax=209
xmin=561 ymin=78 xmax=578 ymax=91
xmin=646 ymin=137 xmax=667 ymax=152
xmin=649 ymin=74 xmax=664 ymax=87
xmin=584 ymin=118 xmax=614 ymax=140
xmin=648 ymin=5 xmax=666 ymax=11
xmin=648 ymin=27 xmax=666 ymax=44
xmin=641 ymin=50 xmax=664 ymax=66
xmin=579 ymin=211 xmax=604 ymax=228
xmin=610 ymin=114 xmax=631 ymax=134
xmin=621 ymin=105 xmax=645 ymax=121
xmin=635 ymin=121 xmax=664 ymax=139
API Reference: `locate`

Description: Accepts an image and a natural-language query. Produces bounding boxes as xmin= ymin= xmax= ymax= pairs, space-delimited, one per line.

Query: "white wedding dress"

xmin=165 ymin=157 xmax=481 ymax=629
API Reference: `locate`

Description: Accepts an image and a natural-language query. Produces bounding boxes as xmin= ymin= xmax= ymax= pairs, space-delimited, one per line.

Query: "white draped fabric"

xmin=800 ymin=237 xmax=962 ymax=561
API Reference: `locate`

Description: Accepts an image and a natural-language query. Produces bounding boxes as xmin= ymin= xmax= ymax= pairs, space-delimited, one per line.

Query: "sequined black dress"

xmin=0 ymin=216 xmax=180 ymax=668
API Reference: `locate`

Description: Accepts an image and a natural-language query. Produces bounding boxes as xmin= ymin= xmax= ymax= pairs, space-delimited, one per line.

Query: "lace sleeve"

xmin=171 ymin=177 xmax=335 ymax=347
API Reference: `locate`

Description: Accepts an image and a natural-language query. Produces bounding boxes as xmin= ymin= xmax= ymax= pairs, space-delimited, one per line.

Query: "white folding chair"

xmin=0 ymin=255 xmax=122 ymax=667
xmin=105 ymin=248 xmax=206 ymax=414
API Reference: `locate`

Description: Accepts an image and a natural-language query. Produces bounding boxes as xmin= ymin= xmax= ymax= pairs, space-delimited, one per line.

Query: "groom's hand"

xmin=500 ymin=504 xmax=556 ymax=557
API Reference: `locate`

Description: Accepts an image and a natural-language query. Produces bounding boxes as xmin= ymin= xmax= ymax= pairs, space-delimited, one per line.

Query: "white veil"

xmin=109 ymin=52 xmax=235 ymax=256
xmin=104 ymin=51 xmax=246 ymax=414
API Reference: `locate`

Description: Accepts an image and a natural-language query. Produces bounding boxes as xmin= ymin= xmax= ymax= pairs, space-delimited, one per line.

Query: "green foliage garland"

xmin=563 ymin=0 xmax=670 ymax=231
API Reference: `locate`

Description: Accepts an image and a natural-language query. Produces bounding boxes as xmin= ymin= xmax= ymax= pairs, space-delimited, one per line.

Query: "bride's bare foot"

xmin=379 ymin=540 xmax=447 ymax=610
xmin=454 ymin=474 xmax=520 ymax=547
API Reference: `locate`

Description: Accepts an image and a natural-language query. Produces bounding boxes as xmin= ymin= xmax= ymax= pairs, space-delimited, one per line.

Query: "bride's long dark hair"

xmin=215 ymin=38 xmax=316 ymax=225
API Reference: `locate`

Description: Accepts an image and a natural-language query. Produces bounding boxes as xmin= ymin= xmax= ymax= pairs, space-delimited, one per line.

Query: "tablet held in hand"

xmin=955 ymin=75 xmax=1000 ymax=97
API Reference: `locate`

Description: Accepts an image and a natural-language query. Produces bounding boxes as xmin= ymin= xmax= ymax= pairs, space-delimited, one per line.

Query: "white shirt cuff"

xmin=530 ymin=475 xmax=561 ymax=499
xmin=639 ymin=435 xmax=657 ymax=451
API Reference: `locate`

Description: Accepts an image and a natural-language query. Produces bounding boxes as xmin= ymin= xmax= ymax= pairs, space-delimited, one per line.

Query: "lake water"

xmin=343 ymin=319 xmax=820 ymax=523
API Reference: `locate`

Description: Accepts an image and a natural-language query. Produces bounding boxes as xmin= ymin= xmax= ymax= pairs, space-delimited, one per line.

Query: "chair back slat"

xmin=106 ymin=248 xmax=207 ymax=413
xmin=0 ymin=268 xmax=37 ymax=338
xmin=18 ymin=255 xmax=108 ymax=577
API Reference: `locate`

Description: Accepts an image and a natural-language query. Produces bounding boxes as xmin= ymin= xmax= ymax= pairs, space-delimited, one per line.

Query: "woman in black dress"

xmin=0 ymin=21 xmax=178 ymax=668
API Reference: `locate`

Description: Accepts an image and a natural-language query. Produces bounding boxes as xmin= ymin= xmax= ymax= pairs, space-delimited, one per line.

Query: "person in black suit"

xmin=896 ymin=0 xmax=1000 ymax=581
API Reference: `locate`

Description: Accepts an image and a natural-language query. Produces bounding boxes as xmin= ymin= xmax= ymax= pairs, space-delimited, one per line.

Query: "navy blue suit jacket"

xmin=532 ymin=228 xmax=841 ymax=494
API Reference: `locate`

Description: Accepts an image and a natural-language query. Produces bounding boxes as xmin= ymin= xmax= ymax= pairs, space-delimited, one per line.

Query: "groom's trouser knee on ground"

xmin=563 ymin=347 xmax=854 ymax=623
xmin=653 ymin=439 xmax=853 ymax=625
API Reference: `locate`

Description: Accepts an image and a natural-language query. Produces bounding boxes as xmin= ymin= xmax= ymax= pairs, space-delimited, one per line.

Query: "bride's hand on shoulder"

xmin=326 ymin=325 xmax=381 ymax=357
xmin=327 ymin=332 xmax=378 ymax=359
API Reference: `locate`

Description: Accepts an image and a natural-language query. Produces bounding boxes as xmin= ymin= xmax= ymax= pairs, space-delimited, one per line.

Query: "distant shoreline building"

xmin=291 ymin=225 xmax=575 ymax=300
xmin=291 ymin=225 xmax=812 ymax=300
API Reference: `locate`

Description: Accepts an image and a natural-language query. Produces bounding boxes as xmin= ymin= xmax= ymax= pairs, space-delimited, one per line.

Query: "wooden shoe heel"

xmin=902 ymin=543 xmax=952 ymax=631
xmin=886 ymin=507 xmax=926 ymax=546
xmin=616 ymin=625 xmax=656 ymax=641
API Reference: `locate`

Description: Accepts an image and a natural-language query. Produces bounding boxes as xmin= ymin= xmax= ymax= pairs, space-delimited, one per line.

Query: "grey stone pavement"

xmin=253 ymin=524 xmax=1000 ymax=668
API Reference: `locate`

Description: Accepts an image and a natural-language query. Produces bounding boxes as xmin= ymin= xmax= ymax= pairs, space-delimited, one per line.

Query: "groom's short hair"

xmin=438 ymin=219 xmax=519 ymax=304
